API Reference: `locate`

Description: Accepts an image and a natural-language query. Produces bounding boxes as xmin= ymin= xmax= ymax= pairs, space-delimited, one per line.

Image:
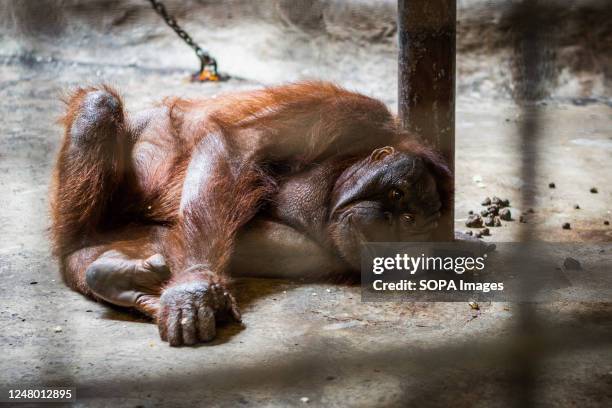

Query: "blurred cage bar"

xmin=398 ymin=1 xmax=550 ymax=407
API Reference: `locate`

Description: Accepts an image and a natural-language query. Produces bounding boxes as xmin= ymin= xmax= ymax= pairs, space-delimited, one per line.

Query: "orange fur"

xmin=51 ymin=86 xmax=127 ymax=259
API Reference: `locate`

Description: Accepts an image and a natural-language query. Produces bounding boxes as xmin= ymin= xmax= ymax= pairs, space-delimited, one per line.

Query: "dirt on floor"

xmin=0 ymin=1 xmax=611 ymax=407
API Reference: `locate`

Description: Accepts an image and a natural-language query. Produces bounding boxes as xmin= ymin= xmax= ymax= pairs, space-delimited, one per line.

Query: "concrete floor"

xmin=1 ymin=2 xmax=612 ymax=406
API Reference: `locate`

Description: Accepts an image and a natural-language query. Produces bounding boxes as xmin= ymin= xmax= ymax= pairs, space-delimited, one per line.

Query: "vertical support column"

xmin=398 ymin=0 xmax=456 ymax=241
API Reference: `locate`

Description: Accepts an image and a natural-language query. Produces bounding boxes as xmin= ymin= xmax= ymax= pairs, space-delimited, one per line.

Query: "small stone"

xmin=465 ymin=230 xmax=473 ymax=236
xmin=466 ymin=214 xmax=483 ymax=228
xmin=493 ymin=217 xmax=502 ymax=227
xmin=29 ymin=281 xmax=38 ymax=285
xmin=480 ymin=209 xmax=489 ymax=217
xmin=53 ymin=326 xmax=63 ymax=333
xmin=563 ymin=257 xmax=581 ymax=270
xmin=484 ymin=216 xmax=494 ymax=227
xmin=590 ymin=187 xmax=598 ymax=193
xmin=300 ymin=397 xmax=310 ymax=403
xmin=528 ymin=208 xmax=535 ymax=213
xmin=573 ymin=204 xmax=580 ymax=209
xmin=481 ymin=197 xmax=491 ymax=206
xmin=604 ymin=221 xmax=610 ymax=226
xmin=481 ymin=228 xmax=490 ymax=236
xmin=499 ymin=208 xmax=511 ymax=221
xmin=491 ymin=196 xmax=502 ymax=206
xmin=468 ymin=210 xmax=474 ymax=215
xmin=502 ymin=198 xmax=510 ymax=207
xmin=572 ymin=97 xmax=596 ymax=106
xmin=468 ymin=301 xmax=479 ymax=310
xmin=548 ymin=182 xmax=556 ymax=188
xmin=519 ymin=215 xmax=527 ymax=223
xmin=562 ymin=222 xmax=571 ymax=230
xmin=475 ymin=231 xmax=482 ymax=238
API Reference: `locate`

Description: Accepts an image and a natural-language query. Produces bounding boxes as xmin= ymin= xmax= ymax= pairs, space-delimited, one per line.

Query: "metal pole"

xmin=398 ymin=0 xmax=456 ymax=241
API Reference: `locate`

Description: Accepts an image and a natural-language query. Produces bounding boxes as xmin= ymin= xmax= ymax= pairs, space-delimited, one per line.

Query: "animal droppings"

xmin=563 ymin=257 xmax=581 ymax=270
xmin=499 ymin=208 xmax=511 ymax=221
xmin=466 ymin=214 xmax=484 ymax=228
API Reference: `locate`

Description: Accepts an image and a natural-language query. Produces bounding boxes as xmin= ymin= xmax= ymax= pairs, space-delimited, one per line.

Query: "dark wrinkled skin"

xmin=327 ymin=148 xmax=442 ymax=269
xmin=70 ymin=90 xmax=122 ymax=146
xmin=158 ymin=281 xmax=240 ymax=346
xmin=86 ymin=252 xmax=171 ymax=309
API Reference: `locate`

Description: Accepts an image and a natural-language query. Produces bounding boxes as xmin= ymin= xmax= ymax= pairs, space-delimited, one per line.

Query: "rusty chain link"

xmin=147 ymin=0 xmax=221 ymax=81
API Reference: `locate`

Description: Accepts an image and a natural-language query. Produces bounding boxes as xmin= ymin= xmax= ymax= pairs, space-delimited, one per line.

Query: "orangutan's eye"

xmin=388 ymin=188 xmax=404 ymax=201
xmin=402 ymin=213 xmax=416 ymax=224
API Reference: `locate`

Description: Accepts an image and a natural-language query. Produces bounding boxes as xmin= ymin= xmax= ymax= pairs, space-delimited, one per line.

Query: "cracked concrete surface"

xmin=1 ymin=1 xmax=611 ymax=407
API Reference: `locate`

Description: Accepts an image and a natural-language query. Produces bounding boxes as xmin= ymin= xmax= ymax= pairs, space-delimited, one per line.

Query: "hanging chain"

xmin=147 ymin=0 xmax=221 ymax=81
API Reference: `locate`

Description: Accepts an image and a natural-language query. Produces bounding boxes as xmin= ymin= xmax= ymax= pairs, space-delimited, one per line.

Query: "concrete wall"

xmin=0 ymin=0 xmax=610 ymax=101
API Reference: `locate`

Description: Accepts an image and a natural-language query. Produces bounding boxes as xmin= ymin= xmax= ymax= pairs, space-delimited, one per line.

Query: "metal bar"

xmin=398 ymin=0 xmax=456 ymax=241
xmin=512 ymin=2 xmax=547 ymax=406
